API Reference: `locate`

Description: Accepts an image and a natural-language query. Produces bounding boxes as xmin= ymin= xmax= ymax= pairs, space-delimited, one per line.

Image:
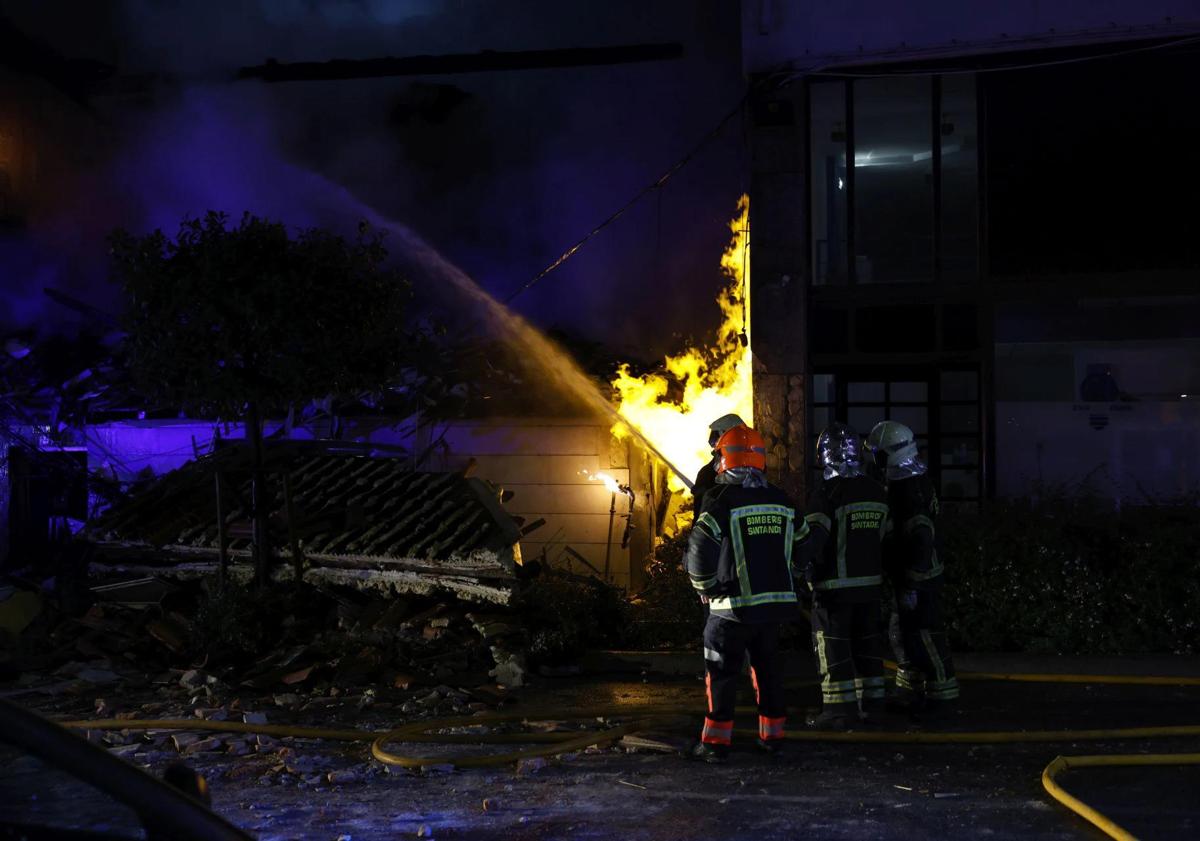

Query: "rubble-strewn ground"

xmin=4 ymin=652 xmax=1200 ymax=840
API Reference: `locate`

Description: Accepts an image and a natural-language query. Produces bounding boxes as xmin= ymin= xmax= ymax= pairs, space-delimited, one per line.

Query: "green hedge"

xmin=942 ymin=491 xmax=1200 ymax=654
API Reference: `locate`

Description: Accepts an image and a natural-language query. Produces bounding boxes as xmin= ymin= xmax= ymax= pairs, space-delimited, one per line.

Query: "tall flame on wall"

xmin=611 ymin=194 xmax=753 ymax=499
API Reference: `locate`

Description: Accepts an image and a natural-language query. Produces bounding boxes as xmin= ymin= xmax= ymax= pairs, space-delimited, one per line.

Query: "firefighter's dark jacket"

xmin=883 ymin=473 xmax=943 ymax=590
xmin=692 ymin=460 xmax=718 ymax=520
xmin=795 ymin=475 xmax=889 ymax=602
xmin=686 ymin=482 xmax=804 ymax=623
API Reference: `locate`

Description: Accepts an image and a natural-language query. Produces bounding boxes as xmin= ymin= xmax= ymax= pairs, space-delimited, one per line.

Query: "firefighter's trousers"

xmin=889 ymin=589 xmax=959 ymax=702
xmin=811 ymin=595 xmax=887 ymax=716
xmin=700 ymin=615 xmax=786 ymax=746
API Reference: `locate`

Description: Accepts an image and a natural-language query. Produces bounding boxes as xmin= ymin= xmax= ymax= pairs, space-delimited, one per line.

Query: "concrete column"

xmin=748 ymin=81 xmax=809 ymax=502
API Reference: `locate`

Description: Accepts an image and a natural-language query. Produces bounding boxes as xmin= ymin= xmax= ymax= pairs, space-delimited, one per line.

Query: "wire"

xmin=500 ymin=31 xmax=1200 ymax=308
xmin=503 ymin=96 xmax=748 ymax=305
xmin=797 ymin=32 xmax=1200 ymax=79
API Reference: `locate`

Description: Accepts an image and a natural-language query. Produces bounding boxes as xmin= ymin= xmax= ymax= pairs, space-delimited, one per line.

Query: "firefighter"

xmin=686 ymin=424 xmax=804 ymax=762
xmin=795 ymin=422 xmax=889 ymax=729
xmin=867 ymin=420 xmax=960 ymax=713
xmin=692 ymin=413 xmax=747 ymax=519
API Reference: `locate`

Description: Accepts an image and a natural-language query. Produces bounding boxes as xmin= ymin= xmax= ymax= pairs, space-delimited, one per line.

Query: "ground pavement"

xmin=4 ymin=652 xmax=1199 ymax=840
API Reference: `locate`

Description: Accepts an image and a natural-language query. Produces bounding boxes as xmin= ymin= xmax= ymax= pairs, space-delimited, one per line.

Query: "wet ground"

xmin=4 ymin=654 xmax=1200 ymax=840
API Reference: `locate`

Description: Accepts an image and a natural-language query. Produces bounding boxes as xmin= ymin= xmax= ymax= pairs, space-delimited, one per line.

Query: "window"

xmin=807 ymin=74 xmax=979 ymax=286
xmin=808 ymin=369 xmax=982 ymax=506
xmin=940 ymin=75 xmax=979 ymax=283
xmin=854 ymin=76 xmax=933 ymax=284
xmin=938 ymin=369 xmax=981 ymax=505
xmin=810 ymin=82 xmax=848 ymax=286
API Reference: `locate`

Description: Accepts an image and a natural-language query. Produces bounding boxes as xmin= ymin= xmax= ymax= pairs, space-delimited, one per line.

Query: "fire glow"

xmin=611 ymin=194 xmax=753 ymax=498
xmin=588 ymin=470 xmax=625 ymax=495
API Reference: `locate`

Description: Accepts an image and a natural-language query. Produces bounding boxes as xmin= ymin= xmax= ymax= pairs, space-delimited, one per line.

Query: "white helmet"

xmin=867 ymin=420 xmax=926 ymax=480
xmin=707 ymin=413 xmax=746 ymax=448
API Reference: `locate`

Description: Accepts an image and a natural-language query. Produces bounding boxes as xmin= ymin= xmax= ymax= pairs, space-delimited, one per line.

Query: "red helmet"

xmin=714 ymin=425 xmax=767 ymax=474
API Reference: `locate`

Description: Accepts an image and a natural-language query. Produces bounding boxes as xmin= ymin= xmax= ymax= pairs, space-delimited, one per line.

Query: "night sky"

xmin=0 ymin=1 xmax=745 ymax=357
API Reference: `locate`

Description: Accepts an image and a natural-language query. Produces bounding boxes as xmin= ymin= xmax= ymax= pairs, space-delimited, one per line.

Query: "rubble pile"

xmin=0 ymin=566 xmax=641 ymax=787
xmin=622 ymin=533 xmax=706 ymax=650
xmin=1 ymin=560 xmax=633 ymax=704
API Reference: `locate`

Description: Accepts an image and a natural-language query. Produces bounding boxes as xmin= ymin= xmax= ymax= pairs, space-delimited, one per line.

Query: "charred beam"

xmin=237 ymin=42 xmax=683 ymax=83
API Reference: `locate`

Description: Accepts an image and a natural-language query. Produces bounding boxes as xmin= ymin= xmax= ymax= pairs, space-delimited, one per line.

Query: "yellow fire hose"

xmin=1041 ymin=753 xmax=1200 ymax=841
xmin=56 ymin=667 xmax=1200 ymax=839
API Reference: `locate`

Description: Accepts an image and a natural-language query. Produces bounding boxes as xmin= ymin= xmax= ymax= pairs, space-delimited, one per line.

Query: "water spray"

xmin=384 ymin=223 xmax=697 ymax=492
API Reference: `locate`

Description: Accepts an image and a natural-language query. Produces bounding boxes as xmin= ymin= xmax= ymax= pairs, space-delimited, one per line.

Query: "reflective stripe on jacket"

xmin=686 ymin=482 xmax=802 ymax=623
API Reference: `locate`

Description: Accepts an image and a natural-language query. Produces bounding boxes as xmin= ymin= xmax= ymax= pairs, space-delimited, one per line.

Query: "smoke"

xmin=1 ymin=0 xmax=745 ymax=354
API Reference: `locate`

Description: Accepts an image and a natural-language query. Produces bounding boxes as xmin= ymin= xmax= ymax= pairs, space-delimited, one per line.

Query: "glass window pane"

xmin=941 ymin=404 xmax=979 ymax=434
xmin=812 ymin=373 xmax=837 ymax=404
xmin=940 ymin=369 xmax=978 ymax=400
xmin=849 ymin=406 xmax=881 ymax=434
xmin=810 ymin=82 xmax=848 ymax=286
xmin=848 ymin=382 xmax=885 ymax=403
xmin=940 ymin=436 xmax=979 ymax=467
xmin=854 ymin=75 xmax=934 ymax=284
xmin=890 ymin=381 xmax=928 ymax=402
xmin=811 ymin=405 xmax=834 ymax=434
xmin=915 ymin=437 xmax=932 ymax=463
xmin=940 ymin=74 xmax=979 ymax=283
xmin=889 ymin=406 xmax=928 ymax=436
xmin=941 ymin=468 xmax=980 ymax=499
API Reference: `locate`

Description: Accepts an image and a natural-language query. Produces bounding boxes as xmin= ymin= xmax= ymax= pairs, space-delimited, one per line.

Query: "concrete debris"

xmin=488 ymin=648 xmax=527 ymax=688
xmin=514 ymin=757 xmax=548 ymax=776
xmin=225 ymin=739 xmax=253 ymax=756
xmin=619 ymin=734 xmax=689 ymax=754
xmin=181 ymin=736 xmax=224 ymax=754
xmin=179 ymin=669 xmax=206 ymax=690
xmin=170 ymin=733 xmax=203 ymax=751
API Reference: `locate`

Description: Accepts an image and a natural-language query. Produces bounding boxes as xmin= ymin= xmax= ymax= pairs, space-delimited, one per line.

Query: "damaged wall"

xmin=71 ymin=415 xmax=652 ymax=591
xmin=360 ymin=417 xmax=650 ymax=591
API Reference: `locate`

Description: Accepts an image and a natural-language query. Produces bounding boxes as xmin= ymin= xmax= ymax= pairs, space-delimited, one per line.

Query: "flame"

xmin=611 ymin=194 xmax=753 ymax=501
xmin=587 ymin=470 xmax=624 ymax=494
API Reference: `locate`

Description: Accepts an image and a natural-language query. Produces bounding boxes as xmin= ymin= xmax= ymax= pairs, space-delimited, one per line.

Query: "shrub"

xmin=942 ymin=488 xmax=1200 ymax=654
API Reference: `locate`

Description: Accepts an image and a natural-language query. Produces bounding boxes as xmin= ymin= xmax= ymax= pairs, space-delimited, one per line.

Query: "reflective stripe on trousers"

xmin=759 ymin=715 xmax=786 ymax=741
xmin=855 ymin=675 xmax=887 ymax=700
xmin=701 ymin=717 xmax=734 ymax=745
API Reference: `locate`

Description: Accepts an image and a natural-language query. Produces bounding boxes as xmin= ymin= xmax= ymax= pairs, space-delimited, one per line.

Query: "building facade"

xmin=743 ymin=1 xmax=1200 ymax=507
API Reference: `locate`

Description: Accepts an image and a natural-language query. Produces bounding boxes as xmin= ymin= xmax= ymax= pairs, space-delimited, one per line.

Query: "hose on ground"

xmin=62 ymin=713 xmax=1200 ymax=762
xmin=1042 ymin=752 xmax=1200 ymax=841
xmin=57 ymin=666 xmax=1200 ymax=838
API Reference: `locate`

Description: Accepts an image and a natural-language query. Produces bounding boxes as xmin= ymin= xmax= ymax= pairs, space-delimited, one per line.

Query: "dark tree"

xmin=110 ymin=212 xmax=416 ymax=586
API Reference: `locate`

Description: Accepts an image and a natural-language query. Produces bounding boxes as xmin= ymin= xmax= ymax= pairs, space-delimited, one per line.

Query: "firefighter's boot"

xmin=691 ymin=741 xmax=730 ymax=764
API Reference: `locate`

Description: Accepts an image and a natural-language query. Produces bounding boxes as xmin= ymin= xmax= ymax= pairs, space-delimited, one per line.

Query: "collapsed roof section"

xmin=86 ymin=441 xmax=525 ymax=605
